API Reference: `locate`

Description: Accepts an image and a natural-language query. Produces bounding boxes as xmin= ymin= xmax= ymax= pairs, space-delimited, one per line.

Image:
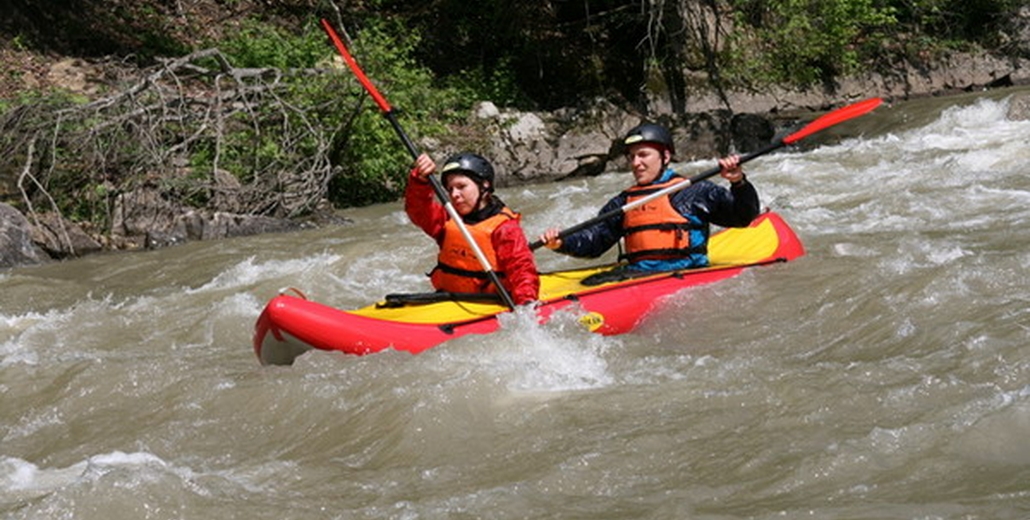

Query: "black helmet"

xmin=441 ymin=153 xmax=495 ymax=189
xmin=623 ymin=123 xmax=675 ymax=156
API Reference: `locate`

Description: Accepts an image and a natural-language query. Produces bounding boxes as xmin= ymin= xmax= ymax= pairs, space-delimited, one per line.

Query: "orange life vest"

xmin=430 ymin=208 xmax=519 ymax=294
xmin=621 ymin=178 xmax=704 ymax=262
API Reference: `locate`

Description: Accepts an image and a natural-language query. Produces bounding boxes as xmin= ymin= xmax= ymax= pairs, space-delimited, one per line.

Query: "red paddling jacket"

xmin=405 ymin=170 xmax=539 ymax=305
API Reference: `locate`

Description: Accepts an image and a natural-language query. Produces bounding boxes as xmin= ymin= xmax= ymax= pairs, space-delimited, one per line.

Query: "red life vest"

xmin=621 ymin=178 xmax=703 ymax=262
xmin=430 ymin=207 xmax=519 ymax=294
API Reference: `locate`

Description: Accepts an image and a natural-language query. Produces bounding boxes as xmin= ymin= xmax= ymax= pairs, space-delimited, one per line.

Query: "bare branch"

xmin=2 ymin=46 xmax=353 ymax=241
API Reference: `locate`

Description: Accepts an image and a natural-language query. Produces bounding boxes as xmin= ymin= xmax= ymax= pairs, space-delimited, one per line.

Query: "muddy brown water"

xmin=3 ymin=90 xmax=1030 ymax=519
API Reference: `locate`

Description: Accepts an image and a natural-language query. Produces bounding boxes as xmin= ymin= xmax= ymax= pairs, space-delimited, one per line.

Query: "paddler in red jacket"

xmin=538 ymin=123 xmax=759 ymax=284
xmin=406 ymin=152 xmax=539 ymax=305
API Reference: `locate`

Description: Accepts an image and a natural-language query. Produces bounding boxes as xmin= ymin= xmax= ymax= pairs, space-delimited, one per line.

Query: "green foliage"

xmin=182 ymin=13 xmax=534 ymax=208
xmin=198 ymin=14 xmax=517 ymax=207
xmin=724 ymin=0 xmax=1023 ymax=88
xmin=439 ymin=58 xmax=527 ymax=108
xmin=324 ymin=18 xmax=478 ymax=207
xmin=727 ymin=0 xmax=898 ymax=86
xmin=893 ymin=0 xmax=1023 ymax=42
xmin=10 ymin=34 xmax=27 ymax=51
xmin=216 ymin=19 xmax=329 ymax=69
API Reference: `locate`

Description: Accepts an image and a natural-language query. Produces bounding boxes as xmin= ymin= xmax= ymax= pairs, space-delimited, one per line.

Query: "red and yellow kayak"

xmin=253 ymin=211 xmax=805 ymax=365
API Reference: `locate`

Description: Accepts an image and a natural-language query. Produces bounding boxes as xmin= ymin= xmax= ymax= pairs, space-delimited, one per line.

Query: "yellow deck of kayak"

xmin=350 ymin=217 xmax=781 ymax=324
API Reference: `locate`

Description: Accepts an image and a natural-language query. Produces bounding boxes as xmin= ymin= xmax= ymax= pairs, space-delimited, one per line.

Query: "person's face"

xmin=627 ymin=143 xmax=669 ymax=185
xmin=444 ymin=174 xmax=483 ymax=215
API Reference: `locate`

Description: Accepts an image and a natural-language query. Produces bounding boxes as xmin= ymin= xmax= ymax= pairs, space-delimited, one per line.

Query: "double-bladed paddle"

xmin=320 ymin=19 xmax=517 ymax=309
xmin=529 ymin=97 xmax=884 ymax=250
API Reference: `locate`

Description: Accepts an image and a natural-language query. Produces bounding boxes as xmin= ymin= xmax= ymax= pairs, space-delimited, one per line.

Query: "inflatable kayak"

xmin=253 ymin=211 xmax=804 ymax=365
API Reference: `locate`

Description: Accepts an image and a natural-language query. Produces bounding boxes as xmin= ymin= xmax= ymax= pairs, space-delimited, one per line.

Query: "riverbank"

xmin=479 ymin=51 xmax=1030 ymax=186
xmin=2 ymin=50 xmax=1030 ymax=269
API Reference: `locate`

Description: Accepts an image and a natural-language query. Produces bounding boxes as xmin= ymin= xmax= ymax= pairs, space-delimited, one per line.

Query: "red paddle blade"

xmin=783 ymin=97 xmax=883 ymax=145
xmin=320 ymin=19 xmax=393 ymax=113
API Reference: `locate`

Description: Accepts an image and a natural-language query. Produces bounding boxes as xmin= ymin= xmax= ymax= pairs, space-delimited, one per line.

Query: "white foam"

xmin=187 ymin=252 xmax=343 ymax=294
xmin=490 ymin=306 xmax=617 ymax=392
xmin=0 ymin=451 xmax=167 ymax=495
xmin=1 ymin=306 xmax=84 ymax=366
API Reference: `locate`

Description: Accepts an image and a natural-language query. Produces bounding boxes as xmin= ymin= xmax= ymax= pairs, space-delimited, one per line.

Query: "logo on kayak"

xmin=579 ymin=312 xmax=605 ymax=332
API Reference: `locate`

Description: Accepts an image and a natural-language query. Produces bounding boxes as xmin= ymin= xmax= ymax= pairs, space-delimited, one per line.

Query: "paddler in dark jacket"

xmin=406 ymin=152 xmax=539 ymax=305
xmin=539 ymin=123 xmax=759 ymax=278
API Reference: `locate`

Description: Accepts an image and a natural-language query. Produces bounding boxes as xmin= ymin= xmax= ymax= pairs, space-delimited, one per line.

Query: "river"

xmin=2 ymin=89 xmax=1029 ymax=519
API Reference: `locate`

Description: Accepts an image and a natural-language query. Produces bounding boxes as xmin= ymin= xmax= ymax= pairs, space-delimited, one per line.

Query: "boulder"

xmin=192 ymin=211 xmax=306 ymax=241
xmin=730 ymin=112 xmax=776 ymax=154
xmin=109 ymin=186 xmax=311 ymax=249
xmin=1007 ymin=91 xmax=1030 ymax=120
xmin=111 ymin=187 xmax=185 ymax=249
xmin=0 ymin=203 xmax=49 ymax=268
xmin=29 ymin=211 xmax=103 ymax=258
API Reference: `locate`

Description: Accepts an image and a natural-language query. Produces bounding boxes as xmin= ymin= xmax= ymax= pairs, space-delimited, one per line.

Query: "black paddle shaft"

xmin=384 ymin=111 xmax=455 ymax=206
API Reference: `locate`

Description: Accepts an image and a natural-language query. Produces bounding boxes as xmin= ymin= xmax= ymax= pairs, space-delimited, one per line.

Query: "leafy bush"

xmin=217 ymin=19 xmax=329 ymax=69
xmin=211 ymin=16 xmax=496 ymax=207
xmin=892 ymin=0 xmax=1024 ymax=43
xmin=727 ymin=0 xmax=898 ymax=87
